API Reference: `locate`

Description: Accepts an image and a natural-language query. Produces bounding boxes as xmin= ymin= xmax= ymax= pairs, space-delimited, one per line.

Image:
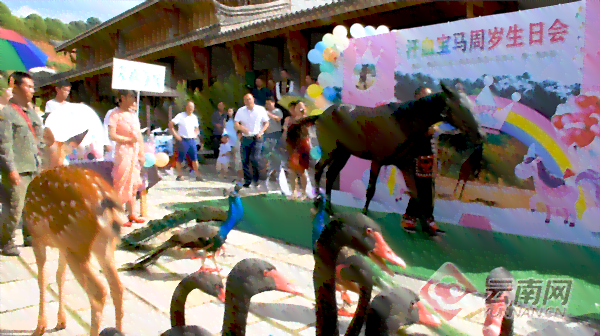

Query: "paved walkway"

xmin=1 ymin=172 xmax=598 ymax=336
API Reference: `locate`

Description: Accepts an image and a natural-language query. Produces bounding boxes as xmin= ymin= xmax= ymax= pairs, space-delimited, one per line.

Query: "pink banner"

xmin=341 ymin=33 xmax=396 ymax=107
xmin=582 ymin=0 xmax=600 ymax=92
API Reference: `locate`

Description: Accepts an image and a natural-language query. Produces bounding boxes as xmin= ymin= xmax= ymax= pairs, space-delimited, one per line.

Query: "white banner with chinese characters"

xmin=111 ymin=58 xmax=166 ymax=93
xmin=394 ymin=3 xmax=581 ymax=99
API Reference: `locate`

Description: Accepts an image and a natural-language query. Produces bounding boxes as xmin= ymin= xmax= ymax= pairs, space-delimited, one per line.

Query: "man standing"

xmin=252 ymin=78 xmax=272 ymax=107
xmin=400 ymin=86 xmax=445 ymax=235
xmin=169 ymin=100 xmax=203 ymax=182
xmin=43 ymin=80 xmax=71 ymax=122
xmin=263 ymin=97 xmax=283 ymax=181
xmin=276 ymin=69 xmax=295 ymax=101
xmin=0 ymin=72 xmax=44 ymax=256
xmin=211 ymin=101 xmax=227 ymax=158
xmin=235 ymin=93 xmax=269 ymax=188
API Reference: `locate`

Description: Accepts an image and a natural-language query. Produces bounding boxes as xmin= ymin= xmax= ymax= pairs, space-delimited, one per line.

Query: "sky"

xmin=3 ymin=0 xmax=145 ymax=23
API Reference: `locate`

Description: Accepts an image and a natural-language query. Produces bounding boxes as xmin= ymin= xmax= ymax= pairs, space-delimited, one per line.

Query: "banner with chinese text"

xmin=335 ymin=1 xmax=600 ymax=247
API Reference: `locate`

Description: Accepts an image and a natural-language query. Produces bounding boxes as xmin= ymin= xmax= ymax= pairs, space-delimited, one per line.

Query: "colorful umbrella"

xmin=0 ymin=28 xmax=48 ymax=71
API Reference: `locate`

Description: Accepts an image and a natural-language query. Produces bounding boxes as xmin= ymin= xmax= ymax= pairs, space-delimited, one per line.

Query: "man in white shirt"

xmin=275 ymin=69 xmax=295 ymax=101
xmin=234 ymin=93 xmax=269 ymax=188
xmin=43 ymin=80 xmax=71 ymax=123
xmin=169 ymin=100 xmax=203 ymax=181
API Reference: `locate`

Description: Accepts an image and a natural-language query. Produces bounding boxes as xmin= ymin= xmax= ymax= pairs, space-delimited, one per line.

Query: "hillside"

xmin=0 ymin=0 xmax=100 ymax=72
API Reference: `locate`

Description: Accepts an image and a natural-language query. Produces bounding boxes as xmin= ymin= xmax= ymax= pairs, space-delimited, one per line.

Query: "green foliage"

xmin=47 ymin=61 xmax=73 ymax=73
xmin=0 ymin=1 xmax=101 ymax=42
xmin=175 ymin=74 xmax=247 ymax=143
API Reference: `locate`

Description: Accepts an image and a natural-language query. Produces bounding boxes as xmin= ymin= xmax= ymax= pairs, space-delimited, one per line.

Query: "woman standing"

xmin=224 ymin=107 xmax=243 ymax=180
xmin=282 ymin=100 xmax=311 ymax=201
xmin=108 ymin=90 xmax=145 ymax=227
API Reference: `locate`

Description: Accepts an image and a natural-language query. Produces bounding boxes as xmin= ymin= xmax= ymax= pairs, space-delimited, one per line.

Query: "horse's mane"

xmin=392 ymin=92 xmax=447 ymax=118
xmin=536 ymin=160 xmax=565 ymax=188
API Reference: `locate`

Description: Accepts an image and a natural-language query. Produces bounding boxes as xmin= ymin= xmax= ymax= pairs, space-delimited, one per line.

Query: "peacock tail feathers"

xmin=120 ymin=206 xmax=227 ymax=248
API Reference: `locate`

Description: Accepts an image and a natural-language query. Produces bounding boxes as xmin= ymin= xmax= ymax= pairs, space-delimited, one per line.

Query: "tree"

xmin=86 ymin=17 xmax=101 ymax=28
xmin=25 ymin=13 xmax=46 ymax=36
xmin=45 ymin=17 xmax=68 ymax=40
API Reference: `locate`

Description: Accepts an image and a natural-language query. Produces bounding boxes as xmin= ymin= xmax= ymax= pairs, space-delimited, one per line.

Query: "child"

xmin=224 ymin=108 xmax=243 ymax=180
xmin=216 ymin=133 xmax=232 ymax=179
xmin=283 ymin=100 xmax=311 ymax=201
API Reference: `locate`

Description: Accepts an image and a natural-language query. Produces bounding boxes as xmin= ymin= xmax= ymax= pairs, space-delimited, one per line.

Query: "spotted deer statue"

xmin=24 ymin=128 xmax=126 ymax=336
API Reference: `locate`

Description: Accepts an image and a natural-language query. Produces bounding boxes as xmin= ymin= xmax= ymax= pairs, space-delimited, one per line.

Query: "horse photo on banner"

xmin=341 ymin=32 xmax=396 ymax=107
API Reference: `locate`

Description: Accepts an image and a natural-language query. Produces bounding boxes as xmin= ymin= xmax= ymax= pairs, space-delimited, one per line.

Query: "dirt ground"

xmin=435 ymin=175 xmax=535 ymax=209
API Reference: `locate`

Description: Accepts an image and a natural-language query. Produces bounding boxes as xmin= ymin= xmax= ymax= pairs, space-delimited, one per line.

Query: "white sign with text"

xmin=111 ymin=58 xmax=166 ymax=93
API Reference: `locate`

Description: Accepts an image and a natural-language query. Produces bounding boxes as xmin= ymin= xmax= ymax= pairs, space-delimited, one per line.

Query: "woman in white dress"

xmin=224 ymin=108 xmax=243 ymax=180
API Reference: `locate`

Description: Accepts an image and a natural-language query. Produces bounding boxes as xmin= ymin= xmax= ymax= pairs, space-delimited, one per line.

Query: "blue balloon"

xmin=144 ymin=152 xmax=156 ymax=167
xmin=322 ymin=86 xmax=337 ymax=101
xmin=310 ymin=146 xmax=322 ymax=160
xmin=365 ymin=26 xmax=377 ymax=36
xmin=319 ymin=61 xmax=335 ymax=73
xmin=308 ymin=49 xmax=323 ymax=64
xmin=315 ymin=41 xmax=327 ymax=52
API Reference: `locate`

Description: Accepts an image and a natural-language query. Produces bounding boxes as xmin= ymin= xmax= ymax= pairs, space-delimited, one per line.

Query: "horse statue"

xmin=287 ymin=83 xmax=484 ymax=234
xmin=514 ymin=144 xmax=579 ymax=226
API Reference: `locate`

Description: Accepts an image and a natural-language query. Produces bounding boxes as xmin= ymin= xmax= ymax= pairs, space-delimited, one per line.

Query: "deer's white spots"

xmin=48 ymin=215 xmax=53 ymax=222
xmin=41 ymin=206 xmax=47 ymax=212
xmin=70 ymin=200 xmax=76 ymax=207
xmin=67 ymin=214 xmax=76 ymax=223
xmin=60 ymin=201 xmax=66 ymax=207
xmin=54 ymin=182 xmax=59 ymax=188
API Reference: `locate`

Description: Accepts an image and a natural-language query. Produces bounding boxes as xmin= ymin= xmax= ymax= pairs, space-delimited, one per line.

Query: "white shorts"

xmin=216 ymin=161 xmax=230 ymax=171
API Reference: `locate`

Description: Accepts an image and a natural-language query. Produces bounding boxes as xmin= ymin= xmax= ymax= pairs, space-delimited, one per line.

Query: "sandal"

xmin=128 ymin=215 xmax=146 ymax=224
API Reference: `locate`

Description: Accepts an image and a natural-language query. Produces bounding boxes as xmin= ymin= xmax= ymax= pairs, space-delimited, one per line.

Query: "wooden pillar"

xmin=191 ymin=46 xmax=210 ymax=89
xmin=228 ymin=43 xmax=252 ymax=76
xmin=285 ymin=30 xmax=308 ymax=88
xmin=145 ymin=97 xmax=151 ymax=135
xmin=466 ymin=2 xmax=474 ymax=18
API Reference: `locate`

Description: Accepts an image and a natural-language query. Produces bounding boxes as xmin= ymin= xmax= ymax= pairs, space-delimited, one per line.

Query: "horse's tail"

xmin=286 ymin=115 xmax=320 ymax=147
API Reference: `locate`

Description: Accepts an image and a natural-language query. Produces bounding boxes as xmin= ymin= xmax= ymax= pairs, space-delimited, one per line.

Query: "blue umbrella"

xmin=0 ymin=28 xmax=48 ymax=71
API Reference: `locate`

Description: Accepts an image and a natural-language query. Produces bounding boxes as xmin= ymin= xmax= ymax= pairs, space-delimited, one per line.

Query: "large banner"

xmin=335 ymin=1 xmax=600 ymax=247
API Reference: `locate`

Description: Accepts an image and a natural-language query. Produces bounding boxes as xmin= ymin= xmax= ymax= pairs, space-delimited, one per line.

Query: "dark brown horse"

xmin=288 ymin=83 xmax=484 ymax=215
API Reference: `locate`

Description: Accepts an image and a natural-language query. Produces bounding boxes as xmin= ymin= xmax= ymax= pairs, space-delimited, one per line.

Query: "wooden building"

xmin=37 ymin=0 xmax=561 ymax=127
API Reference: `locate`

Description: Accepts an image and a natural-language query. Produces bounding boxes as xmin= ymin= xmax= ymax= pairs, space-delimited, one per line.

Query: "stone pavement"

xmin=1 ymin=172 xmax=598 ymax=336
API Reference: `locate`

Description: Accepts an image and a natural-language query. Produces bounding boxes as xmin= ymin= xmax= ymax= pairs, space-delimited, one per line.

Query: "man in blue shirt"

xmin=252 ymin=78 xmax=272 ymax=107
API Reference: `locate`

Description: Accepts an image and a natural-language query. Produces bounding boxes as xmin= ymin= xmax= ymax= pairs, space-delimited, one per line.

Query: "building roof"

xmin=203 ymin=0 xmax=413 ymax=46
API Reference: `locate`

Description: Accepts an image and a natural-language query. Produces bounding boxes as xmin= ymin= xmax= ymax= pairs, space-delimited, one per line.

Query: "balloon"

xmin=350 ymin=23 xmax=365 ymax=38
xmin=314 ymin=95 xmax=329 ymax=109
xmin=375 ymin=25 xmax=390 ymax=35
xmin=307 ymin=84 xmax=324 ymax=98
xmin=319 ymin=61 xmax=335 ymax=73
xmin=511 ymin=92 xmax=522 ymax=102
xmin=334 ymin=37 xmax=350 ymax=52
xmin=322 ymin=86 xmax=337 ymax=101
xmin=310 ymin=108 xmax=324 ymax=116
xmin=322 ymin=33 xmax=336 ymax=47
xmin=575 ymin=129 xmax=595 ymax=148
xmin=322 ymin=47 xmax=337 ymax=63
xmin=310 ymin=146 xmax=322 ymax=160
xmin=308 ymin=49 xmax=323 ymax=64
xmin=155 ymin=152 xmax=170 ymax=168
xmin=364 ymin=26 xmax=376 ymax=36
xmin=318 ymin=72 xmax=333 ymax=87
xmin=333 ymin=25 xmax=348 ymax=38
xmin=315 ymin=41 xmax=327 ymax=52
xmin=144 ymin=153 xmax=156 ymax=167
xmin=590 ymin=124 xmax=600 ymax=136
xmin=552 ymin=115 xmax=564 ymax=129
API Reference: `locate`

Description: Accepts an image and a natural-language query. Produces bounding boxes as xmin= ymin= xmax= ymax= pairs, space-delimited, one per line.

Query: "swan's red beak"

xmin=416 ymin=301 xmax=442 ymax=327
xmin=218 ymin=287 xmax=226 ymax=303
xmin=265 ymin=269 xmax=304 ymax=296
xmin=368 ymin=232 xmax=407 ymax=274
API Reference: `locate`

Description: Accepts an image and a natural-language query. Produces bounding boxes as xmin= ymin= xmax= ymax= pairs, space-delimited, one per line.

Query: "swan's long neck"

xmin=314 ymin=246 xmax=341 ymax=336
xmin=345 ymin=286 xmax=373 ymax=336
xmin=222 ymin=293 xmax=252 ymax=336
xmin=170 ymin=286 xmax=191 ymax=327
